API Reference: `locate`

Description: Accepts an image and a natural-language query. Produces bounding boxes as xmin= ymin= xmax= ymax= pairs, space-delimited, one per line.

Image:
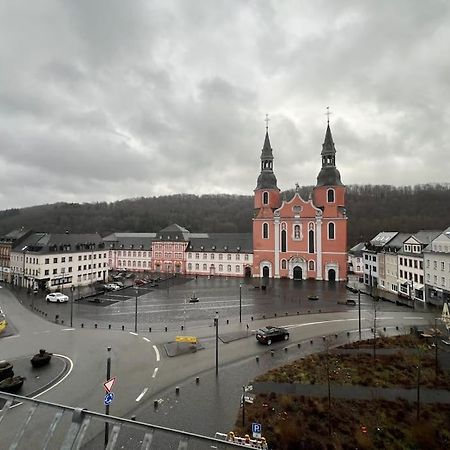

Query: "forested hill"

xmin=1 ymin=184 xmax=449 ymax=248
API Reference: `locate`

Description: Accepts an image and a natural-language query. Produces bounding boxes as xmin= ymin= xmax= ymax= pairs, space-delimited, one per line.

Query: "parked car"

xmin=113 ymin=281 xmax=124 ymax=288
xmin=105 ymin=283 xmax=120 ymax=291
xmin=256 ymin=326 xmax=289 ymax=345
xmin=134 ymin=279 xmax=146 ymax=286
xmin=46 ymin=292 xmax=69 ymax=303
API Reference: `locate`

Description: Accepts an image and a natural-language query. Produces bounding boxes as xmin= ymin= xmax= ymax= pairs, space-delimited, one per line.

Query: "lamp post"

xmin=70 ymin=285 xmax=75 ymax=328
xmin=104 ymin=346 xmax=112 ymax=448
xmin=242 ymin=385 xmax=246 ymax=427
xmin=358 ymin=289 xmax=362 ymax=341
xmin=239 ymin=282 xmax=243 ymax=323
xmin=134 ymin=287 xmax=138 ymax=333
xmin=214 ymin=311 xmax=219 ymax=376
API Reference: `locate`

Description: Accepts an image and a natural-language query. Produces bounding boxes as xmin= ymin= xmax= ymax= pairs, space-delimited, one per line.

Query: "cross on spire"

xmin=325 ymin=106 xmax=332 ymax=125
xmin=265 ymin=114 xmax=270 ymax=132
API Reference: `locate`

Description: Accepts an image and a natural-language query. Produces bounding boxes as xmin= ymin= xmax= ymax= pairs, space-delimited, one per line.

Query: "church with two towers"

xmin=252 ymin=119 xmax=348 ymax=281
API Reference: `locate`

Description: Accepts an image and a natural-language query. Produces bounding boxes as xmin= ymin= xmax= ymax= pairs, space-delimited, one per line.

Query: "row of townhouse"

xmin=7 ymin=232 xmax=108 ymax=291
xmin=353 ymin=227 xmax=450 ymax=305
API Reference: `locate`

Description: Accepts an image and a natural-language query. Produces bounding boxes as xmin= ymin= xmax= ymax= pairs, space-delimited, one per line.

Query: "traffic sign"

xmin=104 ymin=377 xmax=116 ymax=393
xmin=252 ymin=422 xmax=262 ymax=439
xmin=104 ymin=392 xmax=115 ymax=406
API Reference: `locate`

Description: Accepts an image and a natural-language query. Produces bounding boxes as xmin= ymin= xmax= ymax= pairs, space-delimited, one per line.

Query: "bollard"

xmin=109 ymin=324 xmax=111 ymax=330
xmin=154 ymin=400 xmax=158 ymax=409
xmin=310 ymin=340 xmax=313 ymax=345
xmin=61 ymin=320 xmax=64 ymax=325
xmin=55 ymin=314 xmax=59 ymax=323
xmin=251 ymin=316 xmax=254 ymax=321
xmin=285 ymin=312 xmax=288 ymax=316
xmin=165 ymin=326 xmax=168 ymax=332
xmin=322 ymin=336 xmax=326 ymax=341
xmin=284 ymin=347 xmax=288 ymax=352
xmin=347 ymin=331 xmax=350 ymax=337
xmin=122 ymin=325 xmax=125 ymax=331
xmin=383 ymin=327 xmax=386 ymax=332
xmin=396 ymin=326 xmax=399 ymax=330
xmin=181 ymin=325 xmax=184 ymax=331
xmin=371 ymin=328 xmax=374 ymax=333
xmin=274 ymin=313 xmax=277 ymax=317
xmin=226 ymin=319 xmax=229 ymax=325
xmin=81 ymin=323 xmax=84 ymax=328
xmin=297 ymin=311 xmax=299 ymax=315
xmin=319 ymin=309 xmax=322 ymax=313
xmin=270 ymin=350 xmax=274 ymax=357
xmin=256 ymin=356 xmax=259 ymax=363
xmin=175 ymin=387 xmax=180 ymax=395
xmin=297 ymin=343 xmax=301 ymax=348
xmin=308 ymin=310 xmax=311 ymax=314
xmin=196 ymin=377 xmax=200 ymax=384
xmin=149 ymin=327 xmax=152 ymax=333
xmin=95 ymin=323 xmax=97 ymax=329
xmin=45 ymin=313 xmax=47 ymax=317
xmin=131 ymin=415 xmax=136 ymax=421
xmin=263 ymin=315 xmax=265 ymax=319
xmin=335 ymin=334 xmax=338 ymax=338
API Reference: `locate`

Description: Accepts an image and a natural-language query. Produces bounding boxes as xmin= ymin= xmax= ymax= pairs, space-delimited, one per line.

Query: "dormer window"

xmin=263 ymin=192 xmax=269 ymax=205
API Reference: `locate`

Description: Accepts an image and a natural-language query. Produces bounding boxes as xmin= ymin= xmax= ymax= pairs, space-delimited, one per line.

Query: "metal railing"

xmin=0 ymin=392 xmax=242 ymax=450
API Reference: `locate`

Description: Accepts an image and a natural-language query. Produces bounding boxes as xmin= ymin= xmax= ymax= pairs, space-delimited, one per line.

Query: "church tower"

xmin=312 ymin=118 xmax=348 ymax=281
xmin=252 ymin=120 xmax=281 ymax=278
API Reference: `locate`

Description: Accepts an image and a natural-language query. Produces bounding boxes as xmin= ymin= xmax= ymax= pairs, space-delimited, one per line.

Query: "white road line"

xmin=153 ymin=345 xmax=160 ymax=362
xmin=62 ymin=328 xmax=75 ymax=331
xmin=284 ymin=318 xmax=360 ymax=330
xmin=136 ymin=387 xmax=148 ymax=402
xmin=143 ymin=337 xmax=151 ymax=343
xmin=377 ymin=317 xmax=395 ymax=320
xmin=152 ymin=367 xmax=159 ymax=378
xmin=33 ymin=330 xmax=51 ymax=334
xmin=403 ymin=317 xmax=424 ymax=320
xmin=12 ymin=354 xmax=74 ymax=409
xmin=129 ymin=331 xmax=138 ymax=336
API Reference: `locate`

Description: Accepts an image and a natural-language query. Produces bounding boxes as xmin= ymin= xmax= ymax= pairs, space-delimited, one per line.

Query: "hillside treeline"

xmin=0 ymin=184 xmax=449 ymax=248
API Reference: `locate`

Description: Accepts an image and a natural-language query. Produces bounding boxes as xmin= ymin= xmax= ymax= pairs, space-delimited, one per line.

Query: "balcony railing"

xmin=0 ymin=392 xmax=241 ymax=449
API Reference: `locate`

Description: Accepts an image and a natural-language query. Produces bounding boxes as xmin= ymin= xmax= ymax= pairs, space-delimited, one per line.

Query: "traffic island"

xmin=164 ymin=336 xmax=204 ymax=357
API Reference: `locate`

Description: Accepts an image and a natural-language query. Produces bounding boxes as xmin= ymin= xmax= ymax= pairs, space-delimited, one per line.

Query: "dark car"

xmin=256 ymin=326 xmax=289 ymax=345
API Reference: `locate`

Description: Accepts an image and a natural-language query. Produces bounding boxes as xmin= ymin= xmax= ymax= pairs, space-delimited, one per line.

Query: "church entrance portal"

xmin=328 ymin=269 xmax=336 ymax=282
xmin=245 ymin=267 xmax=252 ymax=278
xmin=293 ymin=266 xmax=303 ymax=280
xmin=262 ymin=266 xmax=270 ymax=278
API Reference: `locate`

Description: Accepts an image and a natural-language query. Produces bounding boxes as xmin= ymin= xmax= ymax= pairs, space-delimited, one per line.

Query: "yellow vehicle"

xmin=175 ymin=336 xmax=198 ymax=344
xmin=0 ymin=313 xmax=7 ymax=334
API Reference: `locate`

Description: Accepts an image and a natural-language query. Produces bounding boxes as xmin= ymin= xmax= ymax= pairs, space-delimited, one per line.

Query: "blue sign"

xmin=252 ymin=422 xmax=262 ymax=438
xmin=104 ymin=392 xmax=115 ymax=406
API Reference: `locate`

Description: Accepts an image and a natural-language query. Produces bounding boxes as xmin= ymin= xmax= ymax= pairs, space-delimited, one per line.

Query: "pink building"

xmin=252 ymin=122 xmax=348 ymax=281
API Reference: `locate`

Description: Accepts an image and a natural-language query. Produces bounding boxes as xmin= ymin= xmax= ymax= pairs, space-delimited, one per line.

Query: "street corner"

xmin=0 ymin=351 xmax=72 ymax=406
xmin=164 ymin=336 xmax=205 ymax=357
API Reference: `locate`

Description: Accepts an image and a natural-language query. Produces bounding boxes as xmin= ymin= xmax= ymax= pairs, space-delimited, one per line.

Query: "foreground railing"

xmin=0 ymin=391 xmax=241 ymax=450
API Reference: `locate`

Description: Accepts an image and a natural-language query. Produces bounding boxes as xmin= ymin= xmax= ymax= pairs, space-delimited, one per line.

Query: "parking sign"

xmin=252 ymin=422 xmax=262 ymax=439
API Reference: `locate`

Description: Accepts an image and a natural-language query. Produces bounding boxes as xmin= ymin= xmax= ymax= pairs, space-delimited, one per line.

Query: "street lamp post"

xmin=214 ymin=311 xmax=219 ymax=376
xmin=104 ymin=346 xmax=112 ymax=448
xmin=70 ymin=285 xmax=75 ymax=328
xmin=358 ymin=289 xmax=362 ymax=341
xmin=239 ymin=282 xmax=243 ymax=323
xmin=242 ymin=385 xmax=246 ymax=427
xmin=134 ymin=288 xmax=138 ymax=333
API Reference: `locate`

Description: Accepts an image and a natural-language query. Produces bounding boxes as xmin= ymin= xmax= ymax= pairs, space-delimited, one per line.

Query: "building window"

xmin=263 ymin=191 xmax=269 ymax=205
xmin=45 ymin=258 xmax=49 ymax=264
xmin=195 ymin=263 xmax=199 ymax=270
xmin=203 ymin=264 xmax=207 ymax=270
xmin=53 ymin=269 xmax=57 ymax=275
xmin=263 ymin=223 xmax=269 ymax=239
xmin=227 ymin=265 xmax=232 ymax=272
xmin=308 ymin=260 xmax=315 ymax=270
xmin=281 ymin=229 xmax=287 ymax=252
xmin=236 ymin=254 xmax=240 ymax=260
xmin=211 ymin=254 xmax=215 ymax=259
xmin=45 ymin=269 xmax=49 ymax=276
xmin=308 ymin=229 xmax=315 ymax=253
xmin=294 ymin=225 xmax=301 ymax=240
xmin=236 ymin=265 xmax=240 ymax=272
xmin=281 ymin=259 xmax=287 ymax=270
xmin=328 ymin=222 xmax=335 ymax=240
xmin=434 ymin=261 xmax=437 ymax=270
xmin=203 ymin=253 xmax=207 ymax=259
xmin=219 ymin=254 xmax=223 ymax=260
xmin=227 ymin=254 xmax=231 ymax=260
xmin=219 ymin=264 xmax=223 ymax=272
xmin=195 ymin=253 xmax=199 ymax=259
xmin=188 ymin=263 xmax=192 ymax=270
xmin=442 ymin=262 xmax=445 ymax=271
xmin=53 ymin=257 xmax=58 ymax=263
xmin=327 ymin=188 xmax=335 ymax=203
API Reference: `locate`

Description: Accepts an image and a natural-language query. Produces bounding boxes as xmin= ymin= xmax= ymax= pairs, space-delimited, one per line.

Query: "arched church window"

xmin=281 ymin=259 xmax=287 ymax=270
xmin=308 ymin=230 xmax=315 ymax=254
xmin=308 ymin=260 xmax=315 ymax=270
xmin=281 ymin=229 xmax=287 ymax=252
xmin=294 ymin=225 xmax=301 ymax=239
xmin=327 ymin=189 xmax=335 ymax=203
xmin=263 ymin=192 xmax=269 ymax=205
xmin=263 ymin=223 xmax=269 ymax=239
xmin=328 ymin=222 xmax=335 ymax=240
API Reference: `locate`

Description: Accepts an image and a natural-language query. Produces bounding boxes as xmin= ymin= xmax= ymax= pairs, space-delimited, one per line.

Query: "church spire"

xmin=316 ymin=109 xmax=343 ymax=186
xmin=256 ymin=115 xmax=278 ymax=190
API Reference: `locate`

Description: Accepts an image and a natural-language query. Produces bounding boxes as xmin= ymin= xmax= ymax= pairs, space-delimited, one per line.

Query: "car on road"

xmin=46 ymin=292 xmax=69 ymax=303
xmin=104 ymin=283 xmax=120 ymax=291
xmin=256 ymin=326 xmax=289 ymax=345
xmin=134 ymin=279 xmax=146 ymax=286
xmin=113 ymin=281 xmax=124 ymax=288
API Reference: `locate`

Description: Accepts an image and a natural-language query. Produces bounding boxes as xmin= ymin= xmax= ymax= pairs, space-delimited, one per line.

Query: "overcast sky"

xmin=0 ymin=0 xmax=449 ymax=211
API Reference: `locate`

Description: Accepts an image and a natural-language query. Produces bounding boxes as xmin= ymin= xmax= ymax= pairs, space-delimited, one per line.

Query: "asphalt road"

xmin=0 ymin=282 xmax=437 ymax=449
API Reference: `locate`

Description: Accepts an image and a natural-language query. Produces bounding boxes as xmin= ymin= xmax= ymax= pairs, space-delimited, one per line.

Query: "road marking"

xmin=129 ymin=331 xmax=138 ymax=336
xmin=403 ymin=317 xmax=424 ymax=320
xmin=153 ymin=345 xmax=160 ymax=362
xmin=152 ymin=367 xmax=159 ymax=378
xmin=136 ymin=387 xmax=149 ymax=402
xmin=12 ymin=354 xmax=74 ymax=409
xmin=284 ymin=318 xmax=360 ymax=329
xmin=33 ymin=330 xmax=51 ymax=334
xmin=376 ymin=317 xmax=394 ymax=320
xmin=143 ymin=337 xmax=151 ymax=343
xmin=62 ymin=328 xmax=75 ymax=331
